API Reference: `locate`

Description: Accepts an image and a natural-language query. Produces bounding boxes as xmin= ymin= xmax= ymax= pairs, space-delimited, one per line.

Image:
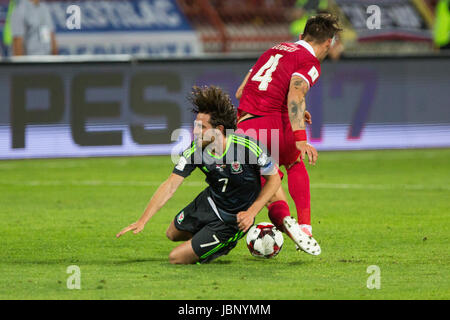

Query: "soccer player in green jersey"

xmin=116 ymin=86 xmax=281 ymax=264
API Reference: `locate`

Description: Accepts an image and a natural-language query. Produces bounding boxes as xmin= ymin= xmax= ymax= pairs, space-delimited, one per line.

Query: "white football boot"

xmin=283 ymin=216 xmax=321 ymax=255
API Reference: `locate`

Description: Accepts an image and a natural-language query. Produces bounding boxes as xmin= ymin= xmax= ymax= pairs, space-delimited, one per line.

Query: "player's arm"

xmin=288 ymin=76 xmax=309 ymax=131
xmin=235 ymin=70 xmax=252 ymax=100
xmin=12 ymin=37 xmax=24 ymax=56
xmin=116 ymin=173 xmax=184 ymax=238
xmin=11 ymin=4 xmax=25 ymax=56
xmin=287 ymin=76 xmax=318 ymax=165
xmin=51 ymin=32 xmax=58 ymax=55
xmin=237 ymin=168 xmax=281 ymax=232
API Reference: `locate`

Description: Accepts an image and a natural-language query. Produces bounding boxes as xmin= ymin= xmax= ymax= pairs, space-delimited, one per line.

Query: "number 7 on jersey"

xmin=251 ymin=54 xmax=283 ymax=91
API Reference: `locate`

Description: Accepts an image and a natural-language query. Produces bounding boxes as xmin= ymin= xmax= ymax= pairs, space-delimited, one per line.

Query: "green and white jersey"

xmin=173 ymin=134 xmax=276 ymax=222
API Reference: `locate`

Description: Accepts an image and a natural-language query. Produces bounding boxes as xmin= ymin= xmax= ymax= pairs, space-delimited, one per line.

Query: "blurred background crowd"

xmin=0 ymin=0 xmax=448 ymax=58
xmin=1 ymin=0 xmax=449 ymax=159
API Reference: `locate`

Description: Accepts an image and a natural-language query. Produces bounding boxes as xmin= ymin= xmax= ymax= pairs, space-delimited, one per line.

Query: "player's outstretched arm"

xmin=287 ymin=76 xmax=318 ymax=165
xmin=236 ymin=171 xmax=281 ymax=232
xmin=116 ymin=173 xmax=184 ymax=238
xmin=235 ymin=70 xmax=252 ymax=100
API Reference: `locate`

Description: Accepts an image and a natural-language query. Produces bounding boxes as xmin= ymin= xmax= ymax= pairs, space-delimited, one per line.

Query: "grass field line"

xmin=1 ymin=180 xmax=448 ymax=191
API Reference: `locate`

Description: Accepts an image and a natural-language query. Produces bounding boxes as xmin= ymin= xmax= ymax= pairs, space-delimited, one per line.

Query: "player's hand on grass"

xmin=295 ymin=141 xmax=318 ymax=165
xmin=304 ymin=111 xmax=312 ymax=125
xmin=116 ymin=221 xmax=145 ymax=238
xmin=237 ymin=211 xmax=256 ymax=232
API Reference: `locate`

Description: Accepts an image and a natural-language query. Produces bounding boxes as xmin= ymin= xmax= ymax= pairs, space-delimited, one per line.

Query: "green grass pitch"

xmin=0 ymin=149 xmax=449 ymax=300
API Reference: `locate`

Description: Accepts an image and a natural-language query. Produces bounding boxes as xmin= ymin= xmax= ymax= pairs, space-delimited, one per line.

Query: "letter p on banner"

xmin=366 ymin=265 xmax=381 ymax=289
xmin=67 ymin=265 xmax=81 ymax=289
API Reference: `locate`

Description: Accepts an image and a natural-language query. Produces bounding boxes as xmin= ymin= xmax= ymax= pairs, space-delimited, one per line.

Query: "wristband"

xmin=293 ymin=130 xmax=307 ymax=141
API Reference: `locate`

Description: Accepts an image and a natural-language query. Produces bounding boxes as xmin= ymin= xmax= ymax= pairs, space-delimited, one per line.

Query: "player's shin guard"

xmin=287 ymin=161 xmax=311 ymax=226
xmin=267 ymin=200 xmax=290 ymax=231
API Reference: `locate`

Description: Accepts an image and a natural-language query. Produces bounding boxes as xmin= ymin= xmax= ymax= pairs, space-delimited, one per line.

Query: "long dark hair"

xmin=189 ymin=85 xmax=237 ymax=133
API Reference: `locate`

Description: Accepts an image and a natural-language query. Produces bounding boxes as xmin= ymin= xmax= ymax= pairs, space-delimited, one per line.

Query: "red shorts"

xmin=236 ymin=113 xmax=301 ymax=167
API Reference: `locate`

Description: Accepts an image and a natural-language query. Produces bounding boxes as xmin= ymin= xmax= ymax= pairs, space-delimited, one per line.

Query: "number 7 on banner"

xmin=251 ymin=54 xmax=283 ymax=91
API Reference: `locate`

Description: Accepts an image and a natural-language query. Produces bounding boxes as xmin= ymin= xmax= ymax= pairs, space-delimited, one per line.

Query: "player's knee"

xmin=166 ymin=229 xmax=176 ymax=242
xmin=168 ymin=250 xmax=189 ymax=265
xmin=168 ymin=250 xmax=180 ymax=264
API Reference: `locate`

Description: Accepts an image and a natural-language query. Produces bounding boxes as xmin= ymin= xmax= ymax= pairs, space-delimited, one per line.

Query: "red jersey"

xmin=238 ymin=40 xmax=321 ymax=116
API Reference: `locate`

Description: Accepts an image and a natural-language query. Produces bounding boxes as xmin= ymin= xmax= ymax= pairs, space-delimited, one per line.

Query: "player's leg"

xmin=167 ymin=191 xmax=207 ymax=242
xmin=282 ymin=213 xmax=321 ymax=255
xmin=276 ymin=115 xmax=320 ymax=255
xmin=263 ymin=178 xmax=291 ymax=232
xmin=191 ymin=223 xmax=244 ymax=264
xmin=166 ymin=220 xmax=193 ymax=241
xmin=168 ymin=240 xmax=199 ymax=264
xmin=166 ymin=211 xmax=198 ymax=264
xmin=280 ymin=113 xmax=313 ymax=235
xmin=263 ymin=176 xmax=319 ymax=255
xmin=237 ymin=115 xmax=292 ymax=233
xmin=167 ymin=189 xmax=243 ymax=264
xmin=169 ymin=225 xmax=243 ymax=265
xmin=286 ymin=159 xmax=312 ymax=234
xmin=281 ymin=157 xmax=320 ymax=255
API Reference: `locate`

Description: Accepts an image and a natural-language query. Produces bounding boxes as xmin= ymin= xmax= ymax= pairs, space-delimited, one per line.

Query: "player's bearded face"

xmin=193 ymin=113 xmax=221 ymax=149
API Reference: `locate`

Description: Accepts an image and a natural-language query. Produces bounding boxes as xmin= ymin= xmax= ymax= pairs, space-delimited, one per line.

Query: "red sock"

xmin=287 ymin=161 xmax=311 ymax=225
xmin=267 ymin=200 xmax=290 ymax=231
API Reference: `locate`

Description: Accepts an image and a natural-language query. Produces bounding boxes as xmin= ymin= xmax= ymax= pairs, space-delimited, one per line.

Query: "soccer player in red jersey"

xmin=235 ymin=14 xmax=342 ymax=255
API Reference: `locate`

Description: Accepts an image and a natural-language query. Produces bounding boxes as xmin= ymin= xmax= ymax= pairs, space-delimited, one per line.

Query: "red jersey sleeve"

xmin=292 ymin=59 xmax=321 ymax=89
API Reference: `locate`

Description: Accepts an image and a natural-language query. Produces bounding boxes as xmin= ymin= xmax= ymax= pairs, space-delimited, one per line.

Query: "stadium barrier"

xmin=0 ymin=54 xmax=449 ymax=159
xmin=0 ymin=0 xmax=202 ymax=57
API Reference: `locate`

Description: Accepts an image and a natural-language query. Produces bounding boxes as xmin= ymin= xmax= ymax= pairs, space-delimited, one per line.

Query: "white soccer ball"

xmin=246 ymin=222 xmax=284 ymax=258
